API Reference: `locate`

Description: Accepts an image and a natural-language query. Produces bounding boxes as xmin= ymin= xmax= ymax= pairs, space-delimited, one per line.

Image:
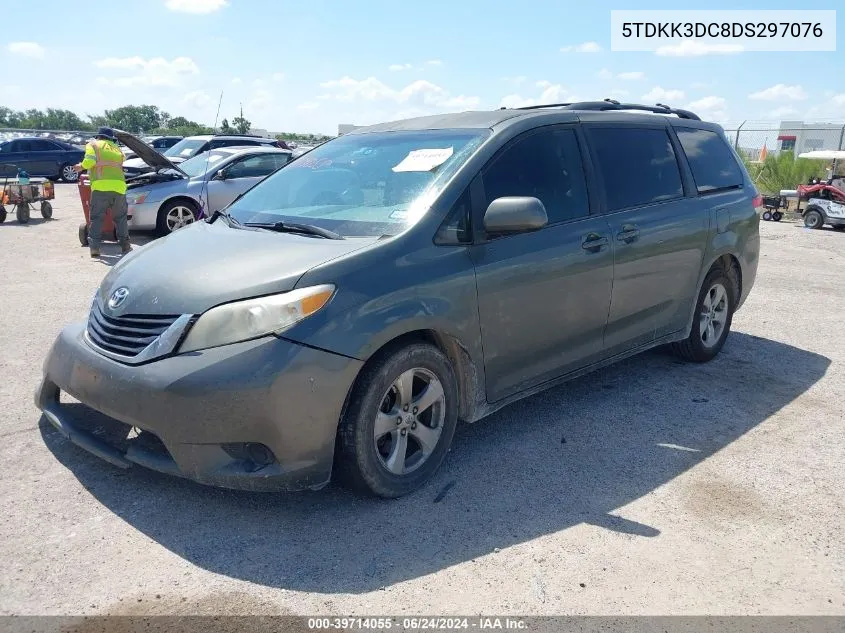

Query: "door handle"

xmin=581 ymin=233 xmax=609 ymax=252
xmin=616 ymin=224 xmax=640 ymax=243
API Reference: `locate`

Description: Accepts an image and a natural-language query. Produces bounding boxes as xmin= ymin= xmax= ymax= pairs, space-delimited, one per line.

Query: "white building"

xmin=777 ymin=121 xmax=845 ymax=155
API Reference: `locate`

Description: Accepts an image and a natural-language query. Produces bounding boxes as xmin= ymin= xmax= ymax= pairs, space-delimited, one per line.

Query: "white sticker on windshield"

xmin=180 ymin=148 xmax=194 ymax=156
xmin=392 ymin=147 xmax=454 ymax=173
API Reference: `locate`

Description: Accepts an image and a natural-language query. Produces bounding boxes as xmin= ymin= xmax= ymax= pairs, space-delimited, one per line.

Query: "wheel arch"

xmin=681 ymin=252 xmax=742 ymax=340
xmin=156 ymin=195 xmax=201 ymax=230
xmin=337 ymin=329 xmax=483 ymax=429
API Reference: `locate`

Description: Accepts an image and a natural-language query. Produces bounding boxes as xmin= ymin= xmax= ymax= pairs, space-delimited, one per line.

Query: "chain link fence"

xmin=722 ymin=122 xmax=845 ymax=162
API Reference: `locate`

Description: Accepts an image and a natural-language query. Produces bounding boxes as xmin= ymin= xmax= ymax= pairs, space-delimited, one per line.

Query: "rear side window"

xmin=482 ymin=127 xmax=589 ymax=225
xmin=589 ymin=127 xmax=683 ymax=211
xmin=675 ymin=127 xmax=744 ymax=194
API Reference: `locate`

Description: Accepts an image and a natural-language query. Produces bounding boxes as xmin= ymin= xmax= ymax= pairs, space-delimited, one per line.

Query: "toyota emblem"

xmin=108 ymin=287 xmax=130 ymax=310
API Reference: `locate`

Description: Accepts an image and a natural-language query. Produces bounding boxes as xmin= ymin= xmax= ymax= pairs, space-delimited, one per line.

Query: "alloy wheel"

xmin=166 ymin=205 xmax=196 ymax=232
xmin=700 ymin=282 xmax=728 ymax=348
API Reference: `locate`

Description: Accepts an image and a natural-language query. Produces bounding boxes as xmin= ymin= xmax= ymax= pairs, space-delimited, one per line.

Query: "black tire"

xmin=0 ymin=206 xmax=6 ymax=223
xmin=16 ymin=204 xmax=29 ymax=224
xmin=60 ymin=164 xmax=79 ymax=183
xmin=772 ymin=211 xmax=783 ymax=222
xmin=672 ymin=265 xmax=737 ymax=363
xmin=156 ymin=199 xmax=198 ymax=235
xmin=40 ymin=201 xmax=53 ymax=219
xmin=762 ymin=211 xmax=772 ymax=221
xmin=336 ymin=342 xmax=459 ymax=498
xmin=78 ymin=222 xmax=89 ymax=246
xmin=803 ymin=208 xmax=824 ymax=229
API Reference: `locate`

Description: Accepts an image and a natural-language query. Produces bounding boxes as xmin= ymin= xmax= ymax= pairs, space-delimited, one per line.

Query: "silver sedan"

xmin=125 ymin=146 xmax=292 ymax=234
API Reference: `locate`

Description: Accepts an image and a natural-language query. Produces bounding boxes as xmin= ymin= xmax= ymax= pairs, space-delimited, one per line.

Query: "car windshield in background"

xmin=226 ymin=130 xmax=488 ymax=238
xmin=178 ymin=150 xmax=230 ymax=178
xmin=164 ymin=138 xmax=206 ymax=158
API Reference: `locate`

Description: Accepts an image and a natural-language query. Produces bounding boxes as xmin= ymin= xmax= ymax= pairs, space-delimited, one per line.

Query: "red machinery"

xmin=77 ymin=174 xmax=120 ymax=246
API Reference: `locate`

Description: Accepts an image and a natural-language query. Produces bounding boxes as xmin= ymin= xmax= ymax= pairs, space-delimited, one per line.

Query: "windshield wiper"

xmin=207 ymin=208 xmax=243 ymax=228
xmin=244 ymin=221 xmax=345 ymax=240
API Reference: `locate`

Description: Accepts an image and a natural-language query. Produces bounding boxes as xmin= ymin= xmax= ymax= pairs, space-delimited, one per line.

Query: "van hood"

xmin=115 ymin=129 xmax=187 ymax=176
xmin=98 ymin=219 xmax=377 ymax=316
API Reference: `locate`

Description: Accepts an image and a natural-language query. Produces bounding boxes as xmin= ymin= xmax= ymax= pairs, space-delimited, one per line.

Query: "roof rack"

xmin=511 ymin=98 xmax=701 ymax=121
xmin=212 ymin=133 xmax=267 ymax=138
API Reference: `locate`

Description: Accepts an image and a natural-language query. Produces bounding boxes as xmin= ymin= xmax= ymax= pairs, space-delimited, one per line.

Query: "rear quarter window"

xmin=588 ymin=127 xmax=683 ymax=211
xmin=675 ymin=127 xmax=744 ymax=194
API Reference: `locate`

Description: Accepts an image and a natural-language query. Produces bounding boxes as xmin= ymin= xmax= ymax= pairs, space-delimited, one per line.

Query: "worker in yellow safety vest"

xmin=73 ymin=127 xmax=131 ymax=258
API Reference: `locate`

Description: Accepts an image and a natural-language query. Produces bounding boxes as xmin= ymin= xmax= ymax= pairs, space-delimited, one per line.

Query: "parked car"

xmin=36 ymin=101 xmax=760 ymax=498
xmin=120 ymin=138 xmax=292 ymax=234
xmin=121 ymin=135 xmax=183 ymax=161
xmin=0 ymin=137 xmax=84 ymax=182
xmin=122 ymin=134 xmax=286 ymax=176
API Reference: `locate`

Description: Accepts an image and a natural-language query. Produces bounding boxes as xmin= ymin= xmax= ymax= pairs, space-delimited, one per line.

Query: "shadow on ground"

xmin=40 ymin=331 xmax=829 ymax=594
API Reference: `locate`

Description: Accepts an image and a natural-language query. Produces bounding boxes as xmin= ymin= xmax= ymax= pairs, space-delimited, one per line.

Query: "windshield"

xmin=164 ymin=138 xmax=207 ymax=158
xmin=226 ymin=130 xmax=488 ymax=237
xmin=178 ymin=150 xmax=231 ymax=177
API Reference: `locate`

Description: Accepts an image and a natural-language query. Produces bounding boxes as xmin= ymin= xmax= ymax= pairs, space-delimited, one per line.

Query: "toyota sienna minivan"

xmin=36 ymin=101 xmax=760 ymax=498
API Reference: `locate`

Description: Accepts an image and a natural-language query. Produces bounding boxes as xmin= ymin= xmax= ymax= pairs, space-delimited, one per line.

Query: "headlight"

xmin=179 ymin=284 xmax=335 ymax=353
xmin=127 ymin=191 xmax=148 ymax=205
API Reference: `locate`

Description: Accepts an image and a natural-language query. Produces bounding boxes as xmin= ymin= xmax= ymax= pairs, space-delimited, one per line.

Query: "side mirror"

xmin=214 ymin=168 xmax=229 ymax=181
xmin=483 ymin=196 xmax=548 ymax=234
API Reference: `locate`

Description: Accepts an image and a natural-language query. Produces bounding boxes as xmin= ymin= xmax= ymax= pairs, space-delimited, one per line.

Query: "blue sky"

xmin=0 ymin=0 xmax=842 ymax=134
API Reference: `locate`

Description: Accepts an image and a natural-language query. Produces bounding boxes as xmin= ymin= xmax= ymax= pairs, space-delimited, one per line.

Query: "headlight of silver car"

xmin=179 ymin=284 xmax=335 ymax=353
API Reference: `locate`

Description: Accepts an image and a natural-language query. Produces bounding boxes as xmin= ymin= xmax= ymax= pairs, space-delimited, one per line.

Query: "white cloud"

xmin=685 ymin=96 xmax=728 ymax=121
xmin=426 ymin=59 xmax=443 ymax=66
xmin=253 ymin=78 xmax=268 ymax=88
xmin=618 ymin=71 xmax=645 ymax=80
xmin=164 ymin=0 xmax=228 ymax=13
xmin=749 ymin=84 xmax=807 ymax=101
xmin=641 ymin=87 xmax=686 ymax=102
xmin=318 ymin=76 xmax=478 ymax=110
xmin=231 ymin=77 xmax=241 ymax=85
xmin=500 ymin=81 xmax=577 ymax=109
xmin=501 ymin=76 xmax=527 ymax=87
xmin=94 ymin=56 xmax=199 ymax=87
xmin=248 ymin=88 xmax=273 ymax=112
xmin=655 ymin=40 xmax=744 ymax=57
xmin=7 ymin=42 xmax=45 ymax=58
xmin=183 ymin=90 xmax=212 ymax=110
xmin=833 ymin=94 xmax=845 ymax=106
xmin=272 ymin=72 xmax=285 ymax=82
xmin=298 ymin=101 xmax=320 ymax=110
xmin=388 ymin=63 xmax=412 ymax=72
xmin=766 ymin=106 xmax=798 ymax=119
xmin=561 ymin=41 xmax=602 ymax=53
xmin=597 ymin=68 xmax=614 ymax=80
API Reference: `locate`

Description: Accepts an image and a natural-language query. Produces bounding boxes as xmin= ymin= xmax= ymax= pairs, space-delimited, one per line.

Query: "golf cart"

xmin=780 ymin=150 xmax=845 ymax=231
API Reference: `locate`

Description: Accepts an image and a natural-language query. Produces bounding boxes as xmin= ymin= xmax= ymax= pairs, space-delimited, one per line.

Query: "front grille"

xmin=87 ymin=303 xmax=180 ymax=358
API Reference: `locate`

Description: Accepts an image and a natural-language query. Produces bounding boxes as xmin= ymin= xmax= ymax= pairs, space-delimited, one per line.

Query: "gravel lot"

xmin=0 ymin=184 xmax=843 ymax=616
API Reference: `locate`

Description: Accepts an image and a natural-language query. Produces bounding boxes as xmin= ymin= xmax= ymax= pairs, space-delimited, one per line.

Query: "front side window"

xmin=225 ymin=154 xmax=280 ymax=179
xmin=179 ymin=150 xmax=231 ymax=177
xmin=482 ymin=127 xmax=589 ymax=226
xmin=164 ymin=138 xmax=207 ymax=158
xmin=227 ymin=129 xmax=488 ymax=237
xmin=589 ymin=127 xmax=683 ymax=211
xmin=675 ymin=127 xmax=744 ymax=194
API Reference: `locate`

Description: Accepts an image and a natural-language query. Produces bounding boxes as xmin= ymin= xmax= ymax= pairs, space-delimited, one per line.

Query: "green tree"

xmin=220 ymin=118 xmax=233 ymax=134
xmin=232 ymin=115 xmax=251 ymax=134
xmin=103 ymin=105 xmax=165 ymax=133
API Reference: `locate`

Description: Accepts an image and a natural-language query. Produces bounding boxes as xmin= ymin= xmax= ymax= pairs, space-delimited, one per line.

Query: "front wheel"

xmin=803 ymin=208 xmax=824 ymax=229
xmin=672 ymin=267 xmax=736 ymax=362
xmin=60 ymin=164 xmax=79 ymax=183
xmin=336 ymin=343 xmax=459 ymax=498
xmin=0 ymin=205 xmax=6 ymax=223
xmin=762 ymin=210 xmax=772 ymax=221
xmin=772 ymin=211 xmax=783 ymax=222
xmin=78 ymin=222 xmax=89 ymax=246
xmin=16 ymin=204 xmax=30 ymax=224
xmin=40 ymin=201 xmax=53 ymax=219
xmin=157 ymin=199 xmax=198 ymax=235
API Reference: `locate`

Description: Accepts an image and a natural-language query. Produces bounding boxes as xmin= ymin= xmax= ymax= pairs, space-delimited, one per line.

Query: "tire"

xmin=336 ymin=342 xmax=459 ymax=498
xmin=772 ymin=211 xmax=783 ymax=222
xmin=40 ymin=201 xmax=53 ymax=219
xmin=672 ymin=265 xmax=736 ymax=363
xmin=16 ymin=204 xmax=30 ymax=224
xmin=78 ymin=222 xmax=89 ymax=246
xmin=157 ymin=199 xmax=198 ymax=235
xmin=60 ymin=164 xmax=79 ymax=183
xmin=803 ymin=208 xmax=824 ymax=229
xmin=762 ymin=210 xmax=772 ymax=221
xmin=0 ymin=206 xmax=6 ymax=223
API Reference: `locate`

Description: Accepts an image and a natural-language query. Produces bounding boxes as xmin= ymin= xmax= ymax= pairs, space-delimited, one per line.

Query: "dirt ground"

xmin=0 ymin=184 xmax=843 ymax=616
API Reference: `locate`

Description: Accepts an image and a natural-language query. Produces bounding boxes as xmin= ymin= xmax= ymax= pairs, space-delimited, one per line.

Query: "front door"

xmin=204 ymin=153 xmax=284 ymax=213
xmin=584 ymin=124 xmax=708 ymax=355
xmin=471 ymin=126 xmax=614 ymax=403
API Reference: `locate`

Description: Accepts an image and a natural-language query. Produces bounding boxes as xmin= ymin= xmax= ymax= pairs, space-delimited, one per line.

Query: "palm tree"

xmin=745 ymin=151 xmax=827 ymax=195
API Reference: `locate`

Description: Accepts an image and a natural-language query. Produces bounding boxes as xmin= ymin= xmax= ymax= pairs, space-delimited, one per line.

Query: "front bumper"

xmin=36 ymin=322 xmax=363 ymax=491
xmin=127 ymin=200 xmax=159 ymax=230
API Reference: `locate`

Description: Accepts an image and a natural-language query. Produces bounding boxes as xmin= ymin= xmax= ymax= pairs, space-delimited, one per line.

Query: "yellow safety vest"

xmin=82 ymin=139 xmax=126 ymax=194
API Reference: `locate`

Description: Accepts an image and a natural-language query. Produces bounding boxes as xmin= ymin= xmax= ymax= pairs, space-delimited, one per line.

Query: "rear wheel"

xmin=772 ymin=211 xmax=783 ymax=222
xmin=0 ymin=206 xmax=6 ymax=223
xmin=803 ymin=208 xmax=824 ymax=229
xmin=672 ymin=266 xmax=736 ymax=363
xmin=762 ymin=210 xmax=772 ymax=221
xmin=336 ymin=343 xmax=459 ymax=498
xmin=78 ymin=222 xmax=89 ymax=246
xmin=40 ymin=201 xmax=53 ymax=219
xmin=157 ymin=199 xmax=198 ymax=235
xmin=60 ymin=164 xmax=79 ymax=183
